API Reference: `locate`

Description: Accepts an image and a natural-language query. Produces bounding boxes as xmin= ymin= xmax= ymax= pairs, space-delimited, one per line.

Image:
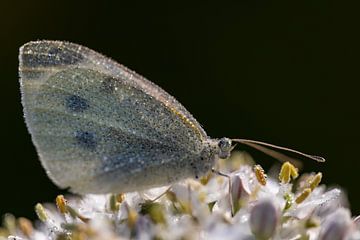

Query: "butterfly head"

xmin=217 ymin=137 xmax=233 ymax=159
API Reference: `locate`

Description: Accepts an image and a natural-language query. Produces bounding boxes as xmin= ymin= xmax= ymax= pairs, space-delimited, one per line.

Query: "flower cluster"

xmin=1 ymin=152 xmax=359 ymax=240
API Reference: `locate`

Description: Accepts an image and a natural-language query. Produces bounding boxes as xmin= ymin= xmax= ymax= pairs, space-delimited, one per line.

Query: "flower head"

xmin=1 ymin=152 xmax=358 ymax=240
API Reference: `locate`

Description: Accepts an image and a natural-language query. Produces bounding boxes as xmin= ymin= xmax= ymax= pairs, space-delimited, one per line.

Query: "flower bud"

xmin=250 ymin=199 xmax=279 ymax=239
xmin=319 ymin=208 xmax=351 ymax=240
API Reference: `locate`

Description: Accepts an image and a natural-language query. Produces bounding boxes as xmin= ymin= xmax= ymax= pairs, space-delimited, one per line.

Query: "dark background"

xmin=1 ymin=0 xmax=359 ymax=219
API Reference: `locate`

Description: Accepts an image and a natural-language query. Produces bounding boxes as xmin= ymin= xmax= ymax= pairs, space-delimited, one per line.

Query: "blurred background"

xmin=1 ymin=0 xmax=359 ymax=219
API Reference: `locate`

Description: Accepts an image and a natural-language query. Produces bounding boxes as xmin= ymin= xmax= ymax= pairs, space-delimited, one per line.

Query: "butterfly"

xmin=19 ymin=41 xmax=324 ymax=194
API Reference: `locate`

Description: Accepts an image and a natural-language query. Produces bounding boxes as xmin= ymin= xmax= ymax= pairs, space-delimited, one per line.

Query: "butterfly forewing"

xmin=19 ymin=41 xmax=208 ymax=193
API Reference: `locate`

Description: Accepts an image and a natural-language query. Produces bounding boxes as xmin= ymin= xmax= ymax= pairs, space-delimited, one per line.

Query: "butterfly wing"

xmin=19 ymin=41 xmax=209 ymax=193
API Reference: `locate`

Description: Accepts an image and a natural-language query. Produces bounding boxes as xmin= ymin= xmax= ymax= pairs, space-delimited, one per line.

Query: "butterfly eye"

xmin=218 ymin=137 xmax=232 ymax=159
xmin=218 ymin=137 xmax=232 ymax=151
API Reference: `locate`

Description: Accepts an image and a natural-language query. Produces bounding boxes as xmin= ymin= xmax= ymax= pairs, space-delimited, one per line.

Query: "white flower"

xmin=2 ymin=152 xmax=358 ymax=240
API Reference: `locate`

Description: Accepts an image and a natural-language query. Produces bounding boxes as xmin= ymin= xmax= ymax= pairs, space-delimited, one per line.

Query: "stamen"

xmin=308 ymin=172 xmax=322 ymax=191
xmin=279 ymin=162 xmax=298 ymax=183
xmin=109 ymin=193 xmax=125 ymax=212
xmin=295 ymin=188 xmax=312 ymax=204
xmin=125 ymin=204 xmax=138 ymax=229
xmin=109 ymin=194 xmax=120 ymax=212
xmin=3 ymin=214 xmax=16 ymax=235
xmin=295 ymin=188 xmax=311 ymax=204
xmin=66 ymin=206 xmax=90 ymax=223
xmin=18 ymin=218 xmax=33 ymax=238
xmin=34 ymin=203 xmax=48 ymax=222
xmin=55 ymin=195 xmax=68 ymax=214
xmin=254 ymin=165 xmax=267 ymax=186
xmin=117 ymin=193 xmax=125 ymax=204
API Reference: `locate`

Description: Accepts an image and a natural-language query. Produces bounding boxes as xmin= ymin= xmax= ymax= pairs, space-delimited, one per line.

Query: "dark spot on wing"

xmin=100 ymin=77 xmax=119 ymax=94
xmin=21 ymin=44 xmax=83 ymax=67
xmin=75 ymin=130 xmax=97 ymax=150
xmin=65 ymin=95 xmax=89 ymax=112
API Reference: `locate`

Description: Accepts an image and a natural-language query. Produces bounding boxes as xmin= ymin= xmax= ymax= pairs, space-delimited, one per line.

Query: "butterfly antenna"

xmin=231 ymin=139 xmax=325 ymax=168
